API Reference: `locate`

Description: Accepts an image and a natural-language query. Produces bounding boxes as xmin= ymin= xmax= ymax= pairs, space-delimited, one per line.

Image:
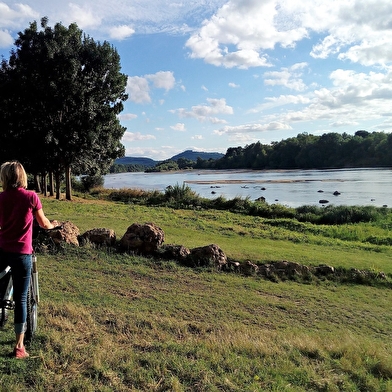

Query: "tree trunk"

xmin=55 ymin=172 xmax=61 ymax=200
xmin=49 ymin=171 xmax=54 ymax=196
xmin=34 ymin=174 xmax=41 ymax=193
xmin=42 ymin=173 xmax=47 ymax=197
xmin=65 ymin=165 xmax=72 ymax=201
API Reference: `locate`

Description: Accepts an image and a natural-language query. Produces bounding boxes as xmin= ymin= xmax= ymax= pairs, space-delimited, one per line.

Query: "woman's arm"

xmin=34 ymin=208 xmax=55 ymax=230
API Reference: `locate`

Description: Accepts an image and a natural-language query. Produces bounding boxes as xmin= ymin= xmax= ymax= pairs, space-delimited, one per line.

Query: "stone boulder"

xmin=185 ymin=244 xmax=227 ymax=269
xmin=259 ymin=260 xmax=311 ymax=278
xmin=120 ymin=222 xmax=165 ymax=254
xmin=47 ymin=220 xmax=80 ymax=246
xmin=313 ymin=264 xmax=335 ymax=276
xmin=159 ymin=244 xmax=191 ymax=262
xmin=81 ymin=228 xmax=116 ymax=247
xmin=241 ymin=260 xmax=259 ymax=276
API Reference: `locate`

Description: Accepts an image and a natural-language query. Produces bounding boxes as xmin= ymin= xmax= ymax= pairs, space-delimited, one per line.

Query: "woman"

xmin=0 ymin=161 xmax=55 ymax=359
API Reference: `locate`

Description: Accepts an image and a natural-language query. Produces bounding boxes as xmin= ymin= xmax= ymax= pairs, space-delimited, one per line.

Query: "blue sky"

xmin=1 ymin=0 xmax=392 ymax=160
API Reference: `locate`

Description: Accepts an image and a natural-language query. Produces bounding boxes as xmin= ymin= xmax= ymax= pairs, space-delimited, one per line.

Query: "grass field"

xmin=1 ymin=195 xmax=392 ymax=391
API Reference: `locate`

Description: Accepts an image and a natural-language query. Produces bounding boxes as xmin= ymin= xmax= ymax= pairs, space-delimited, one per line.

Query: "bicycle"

xmin=0 ymin=225 xmax=61 ymax=342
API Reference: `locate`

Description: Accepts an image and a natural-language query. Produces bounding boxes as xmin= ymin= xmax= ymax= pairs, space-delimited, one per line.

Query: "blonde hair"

xmin=0 ymin=161 xmax=28 ymax=191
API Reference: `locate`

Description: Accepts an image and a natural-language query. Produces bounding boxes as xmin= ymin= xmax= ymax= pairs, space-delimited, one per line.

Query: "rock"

xmin=273 ymin=261 xmax=310 ymax=276
xmin=333 ymin=191 xmax=341 ymax=196
xmin=319 ymin=199 xmax=329 ymax=204
xmin=255 ymin=196 xmax=266 ymax=202
xmin=226 ymin=260 xmax=241 ymax=272
xmin=314 ymin=264 xmax=335 ymax=276
xmin=47 ymin=220 xmax=80 ymax=246
xmin=241 ymin=260 xmax=259 ymax=276
xmin=186 ymin=244 xmax=227 ymax=269
xmin=81 ymin=228 xmax=116 ymax=247
xmin=258 ymin=261 xmax=310 ymax=278
xmin=160 ymin=244 xmax=190 ymax=262
xmin=120 ymin=222 xmax=165 ymax=254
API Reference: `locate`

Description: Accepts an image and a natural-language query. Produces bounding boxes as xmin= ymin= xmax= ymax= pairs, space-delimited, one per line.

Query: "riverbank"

xmin=1 ymin=196 xmax=392 ymax=391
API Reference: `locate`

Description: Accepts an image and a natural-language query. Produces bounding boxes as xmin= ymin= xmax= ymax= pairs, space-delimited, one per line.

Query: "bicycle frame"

xmin=0 ymin=266 xmax=14 ymax=328
xmin=0 ymin=224 xmax=59 ymax=339
xmin=0 ymin=255 xmax=39 ymax=341
xmin=32 ymin=254 xmax=40 ymax=303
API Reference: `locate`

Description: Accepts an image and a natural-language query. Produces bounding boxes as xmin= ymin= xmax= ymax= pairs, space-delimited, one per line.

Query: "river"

xmin=104 ymin=168 xmax=392 ymax=208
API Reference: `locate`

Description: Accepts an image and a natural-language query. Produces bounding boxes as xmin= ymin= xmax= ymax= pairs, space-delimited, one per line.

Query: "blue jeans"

xmin=0 ymin=252 xmax=32 ymax=334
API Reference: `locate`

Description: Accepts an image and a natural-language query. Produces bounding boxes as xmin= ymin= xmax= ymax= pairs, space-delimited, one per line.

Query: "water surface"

xmin=104 ymin=168 xmax=392 ymax=208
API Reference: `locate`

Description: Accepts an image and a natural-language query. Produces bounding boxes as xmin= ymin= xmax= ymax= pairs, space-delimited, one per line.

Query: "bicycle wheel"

xmin=0 ymin=272 xmax=13 ymax=328
xmin=25 ymin=283 xmax=38 ymax=341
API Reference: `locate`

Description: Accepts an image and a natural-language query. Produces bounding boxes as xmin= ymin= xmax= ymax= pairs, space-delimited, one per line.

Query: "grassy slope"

xmin=1 ymin=196 xmax=392 ymax=391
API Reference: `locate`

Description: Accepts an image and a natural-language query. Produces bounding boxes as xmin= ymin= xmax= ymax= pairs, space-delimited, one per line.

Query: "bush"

xmin=318 ymin=205 xmax=381 ymax=225
xmin=88 ymin=186 xmax=387 ymax=225
xmin=81 ymin=175 xmax=104 ymax=192
xmin=164 ymin=183 xmax=199 ymax=205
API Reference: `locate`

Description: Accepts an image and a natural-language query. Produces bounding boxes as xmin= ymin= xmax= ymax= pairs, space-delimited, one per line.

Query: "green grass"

xmin=1 ymin=195 xmax=392 ymax=391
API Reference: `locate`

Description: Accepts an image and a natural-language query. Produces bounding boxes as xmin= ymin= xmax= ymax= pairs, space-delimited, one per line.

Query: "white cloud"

xmin=249 ymin=94 xmax=312 ymax=113
xmin=126 ymin=76 xmax=151 ymax=104
xmin=146 ymin=71 xmax=175 ymax=91
xmin=171 ymin=98 xmax=233 ymax=123
xmin=192 ymin=134 xmax=203 ymax=140
xmin=118 ymin=113 xmax=138 ymax=121
xmin=214 ymin=122 xmax=292 ymax=136
xmin=126 ymin=71 xmax=176 ymax=104
xmin=186 ymin=0 xmax=392 ymax=69
xmin=0 ymin=29 xmax=13 ymax=47
xmin=0 ymin=0 xmax=227 ymax=47
xmin=109 ymin=25 xmax=135 ymax=40
xmin=122 ymin=132 xmax=156 ymax=142
xmin=186 ymin=0 xmax=307 ymax=69
xmin=330 ymin=120 xmax=359 ymax=128
xmin=0 ymin=3 xmax=38 ymax=27
xmin=0 ymin=2 xmax=38 ymax=47
xmin=248 ymin=67 xmax=392 ymax=135
xmin=228 ymin=82 xmax=239 ymax=88
xmin=67 ymin=3 xmax=102 ymax=29
xmin=124 ymin=146 xmax=171 ymax=160
xmin=170 ymin=123 xmax=186 ymax=131
xmin=264 ymin=63 xmax=308 ymax=91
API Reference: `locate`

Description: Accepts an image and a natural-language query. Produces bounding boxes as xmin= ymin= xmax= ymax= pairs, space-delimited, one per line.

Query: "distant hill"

xmin=115 ymin=150 xmax=224 ymax=167
xmin=170 ymin=150 xmax=224 ymax=161
xmin=115 ymin=157 xmax=157 ymax=167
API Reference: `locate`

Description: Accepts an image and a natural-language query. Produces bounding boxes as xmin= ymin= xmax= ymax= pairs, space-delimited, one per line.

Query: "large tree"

xmin=0 ymin=18 xmax=128 ymax=199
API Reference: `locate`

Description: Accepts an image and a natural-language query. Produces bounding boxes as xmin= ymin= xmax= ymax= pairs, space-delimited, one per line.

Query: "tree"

xmin=0 ymin=18 xmax=128 ymax=199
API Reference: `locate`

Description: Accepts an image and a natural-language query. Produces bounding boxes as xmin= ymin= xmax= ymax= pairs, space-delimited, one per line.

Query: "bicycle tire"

xmin=0 ymin=273 xmax=13 ymax=328
xmin=25 ymin=283 xmax=38 ymax=342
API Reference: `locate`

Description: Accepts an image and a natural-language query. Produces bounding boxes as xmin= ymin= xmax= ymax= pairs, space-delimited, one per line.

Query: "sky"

xmin=1 ymin=0 xmax=392 ymax=160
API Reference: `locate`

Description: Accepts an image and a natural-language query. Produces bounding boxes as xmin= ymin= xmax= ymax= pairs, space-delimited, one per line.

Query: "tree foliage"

xmin=195 ymin=131 xmax=392 ymax=170
xmin=0 ymin=18 xmax=128 ymax=199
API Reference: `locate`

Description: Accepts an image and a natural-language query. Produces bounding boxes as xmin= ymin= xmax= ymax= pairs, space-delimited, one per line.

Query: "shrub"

xmin=164 ymin=183 xmax=199 ymax=206
xmin=318 ymin=205 xmax=381 ymax=225
xmin=81 ymin=175 xmax=104 ymax=192
xmin=88 ymin=186 xmax=387 ymax=225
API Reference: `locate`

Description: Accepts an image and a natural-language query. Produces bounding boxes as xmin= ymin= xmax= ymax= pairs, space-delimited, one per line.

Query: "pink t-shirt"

xmin=0 ymin=188 xmax=42 ymax=254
